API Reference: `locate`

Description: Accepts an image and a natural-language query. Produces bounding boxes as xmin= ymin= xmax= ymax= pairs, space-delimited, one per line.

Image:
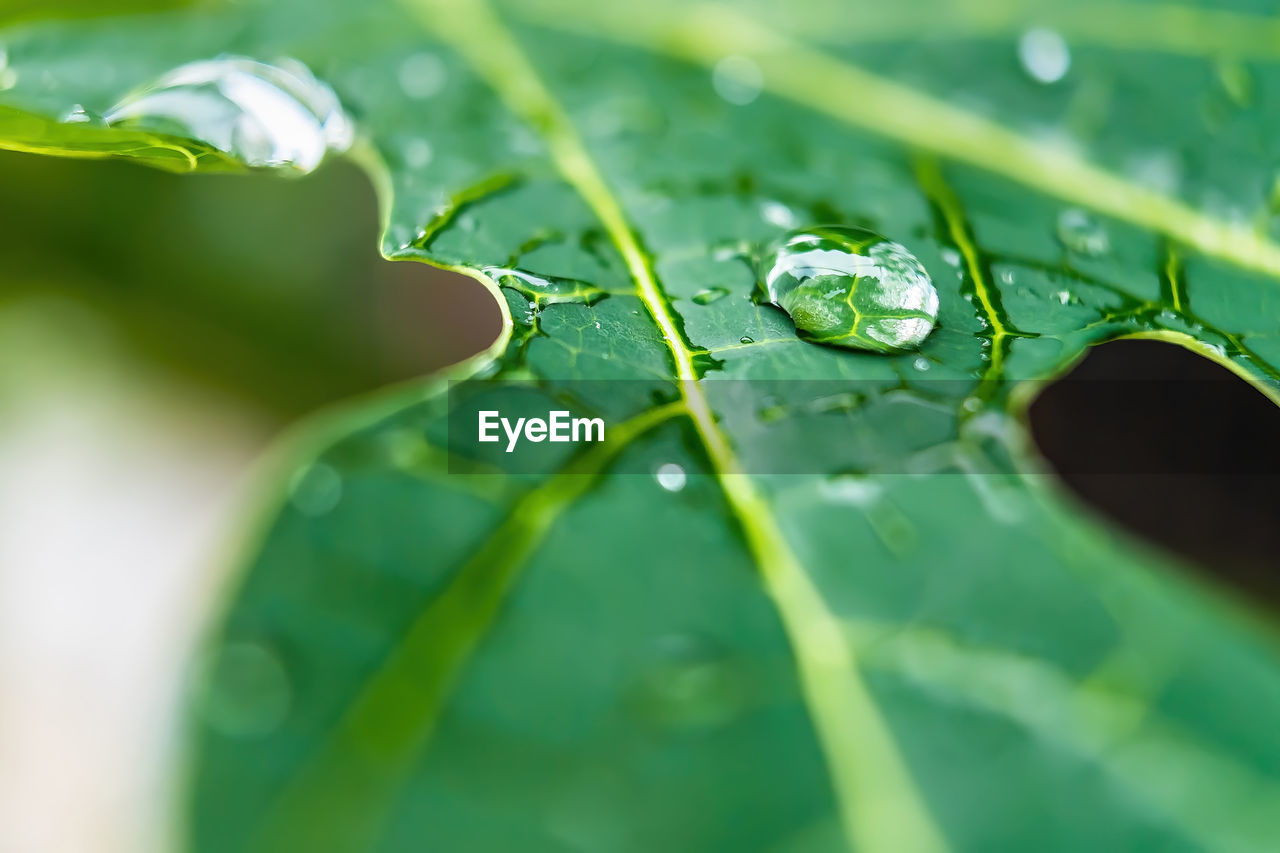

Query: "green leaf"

xmin=6 ymin=0 xmax=1280 ymax=850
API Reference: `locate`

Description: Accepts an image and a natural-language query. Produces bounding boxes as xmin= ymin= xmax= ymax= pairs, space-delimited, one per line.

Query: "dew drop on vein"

xmin=760 ymin=225 xmax=939 ymax=353
xmin=102 ymin=56 xmax=353 ymax=173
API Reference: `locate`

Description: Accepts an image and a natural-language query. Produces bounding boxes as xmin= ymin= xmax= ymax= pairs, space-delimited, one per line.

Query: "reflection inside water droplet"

xmin=197 ymin=640 xmax=291 ymax=738
xmin=655 ymin=462 xmax=687 ymax=492
xmin=1056 ymin=208 xmax=1110 ymax=256
xmin=760 ymin=225 xmax=939 ymax=353
xmin=104 ymin=56 xmax=353 ymax=173
xmin=1018 ymin=28 xmax=1070 ymax=84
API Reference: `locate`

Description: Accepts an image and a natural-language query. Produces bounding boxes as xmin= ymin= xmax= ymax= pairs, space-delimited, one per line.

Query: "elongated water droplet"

xmin=484 ymin=266 xmax=604 ymax=306
xmin=1056 ymin=208 xmax=1110 ymax=256
xmin=655 ymin=462 xmax=687 ymax=492
xmin=692 ymin=287 xmax=729 ymax=305
xmin=1018 ymin=28 xmax=1070 ymax=84
xmin=739 ymin=335 xmax=755 ymax=344
xmin=104 ymin=57 xmax=353 ymax=173
xmin=761 ymin=225 xmax=939 ymax=353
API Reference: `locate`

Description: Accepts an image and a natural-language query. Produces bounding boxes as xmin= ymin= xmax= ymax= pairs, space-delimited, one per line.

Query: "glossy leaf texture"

xmin=5 ymin=0 xmax=1280 ymax=850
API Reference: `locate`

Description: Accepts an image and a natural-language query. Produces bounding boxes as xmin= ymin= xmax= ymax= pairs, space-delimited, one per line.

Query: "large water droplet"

xmin=196 ymin=640 xmax=291 ymax=738
xmin=104 ymin=57 xmax=353 ymax=173
xmin=1056 ymin=208 xmax=1110 ymax=256
xmin=761 ymin=225 xmax=939 ymax=353
xmin=1018 ymin=28 xmax=1070 ymax=84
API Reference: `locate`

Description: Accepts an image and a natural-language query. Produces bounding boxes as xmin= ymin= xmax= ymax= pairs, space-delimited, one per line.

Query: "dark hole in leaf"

xmin=1029 ymin=338 xmax=1280 ymax=606
xmin=0 ymin=151 xmax=501 ymax=419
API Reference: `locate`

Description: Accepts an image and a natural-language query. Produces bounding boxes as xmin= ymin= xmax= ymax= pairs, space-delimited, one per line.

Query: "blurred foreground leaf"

xmin=4 ymin=0 xmax=1280 ymax=850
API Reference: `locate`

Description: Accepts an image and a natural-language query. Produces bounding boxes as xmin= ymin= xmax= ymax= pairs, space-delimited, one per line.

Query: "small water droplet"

xmin=1053 ymin=290 xmax=1072 ymax=305
xmin=1056 ymin=208 xmax=1110 ymax=256
xmin=398 ymin=52 xmax=447 ymax=100
xmin=196 ymin=640 xmax=291 ymax=738
xmin=631 ymin=633 xmax=743 ymax=730
xmin=940 ymin=247 xmax=962 ymax=267
xmin=761 ymin=225 xmax=938 ymax=353
xmin=655 ymin=462 xmax=687 ymax=492
xmin=61 ymin=104 xmax=101 ymax=125
xmin=711 ymin=55 xmax=763 ymax=106
xmin=692 ymin=287 xmax=729 ymax=305
xmin=962 ymin=396 xmax=983 ymax=413
xmin=998 ymin=269 xmax=1016 ymax=285
xmin=738 ymin=335 xmax=755 ymax=344
xmin=103 ymin=57 xmax=353 ymax=173
xmin=820 ymin=473 xmax=883 ymax=507
xmin=289 ymin=461 xmax=342 ymax=516
xmin=1018 ymin=28 xmax=1070 ymax=84
xmin=913 ymin=356 xmax=931 ymax=371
